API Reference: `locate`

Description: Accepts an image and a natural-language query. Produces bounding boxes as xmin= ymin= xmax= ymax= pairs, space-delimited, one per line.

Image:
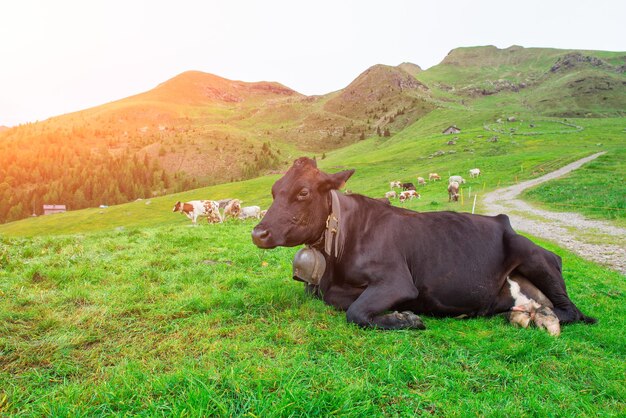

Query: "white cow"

xmin=469 ymin=168 xmax=481 ymax=178
xmin=239 ymin=206 xmax=262 ymax=219
xmin=384 ymin=191 xmax=397 ymax=199
xmin=449 ymin=175 xmax=466 ymax=184
xmin=389 ymin=181 xmax=402 ymax=189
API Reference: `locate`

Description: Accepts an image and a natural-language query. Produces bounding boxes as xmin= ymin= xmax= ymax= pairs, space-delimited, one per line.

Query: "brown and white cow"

xmin=399 ymin=190 xmax=420 ymax=203
xmin=429 ymin=173 xmax=441 ymax=181
xmin=448 ymin=181 xmax=460 ymax=202
xmin=172 ymin=200 xmax=222 ymax=224
xmin=223 ymin=199 xmax=242 ymax=219
xmin=251 ymin=157 xmax=595 ymax=332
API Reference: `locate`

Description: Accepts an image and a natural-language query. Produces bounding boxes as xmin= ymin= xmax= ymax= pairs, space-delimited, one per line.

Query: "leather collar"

xmin=324 ymin=189 xmax=343 ymax=258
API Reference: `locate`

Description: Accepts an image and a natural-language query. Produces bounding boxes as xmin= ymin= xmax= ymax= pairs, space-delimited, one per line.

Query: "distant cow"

xmin=429 ymin=173 xmax=441 ymax=181
xmin=217 ymin=198 xmax=234 ymax=209
xmin=251 ymin=158 xmax=595 ymax=332
xmin=223 ymin=199 xmax=242 ymax=219
xmin=173 ymin=200 xmax=222 ymax=224
xmin=449 ymin=175 xmax=466 ymax=184
xmin=417 ymin=177 xmax=426 ymax=186
xmin=401 ymin=182 xmax=416 ymax=191
xmin=390 ymin=181 xmax=402 ymax=189
xmin=469 ymin=168 xmax=481 ymax=178
xmin=448 ymin=181 xmax=460 ymax=202
xmin=239 ymin=206 xmax=262 ymax=219
xmin=384 ymin=191 xmax=397 ymax=199
xmin=399 ymin=190 xmax=420 ymax=202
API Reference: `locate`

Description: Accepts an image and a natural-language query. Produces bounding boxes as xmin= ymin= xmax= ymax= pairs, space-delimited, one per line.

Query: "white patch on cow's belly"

xmin=507 ymin=277 xmax=533 ymax=307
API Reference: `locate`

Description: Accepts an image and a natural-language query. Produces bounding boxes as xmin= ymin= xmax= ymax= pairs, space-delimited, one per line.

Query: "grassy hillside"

xmin=420 ymin=46 xmax=626 ymax=117
xmin=1 ymin=108 xmax=623 ymax=237
xmin=1 ymin=219 xmax=624 ymax=416
xmin=0 ymin=64 xmax=436 ymax=224
xmin=2 ymin=45 xmax=624 ymax=225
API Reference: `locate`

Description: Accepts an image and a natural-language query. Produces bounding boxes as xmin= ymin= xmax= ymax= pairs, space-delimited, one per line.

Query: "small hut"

xmin=442 ymin=125 xmax=461 ymax=135
xmin=43 ymin=204 xmax=66 ymax=215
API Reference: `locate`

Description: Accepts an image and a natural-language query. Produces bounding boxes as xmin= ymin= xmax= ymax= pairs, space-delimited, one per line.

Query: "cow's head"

xmin=251 ymin=157 xmax=354 ymax=249
xmin=226 ymin=199 xmax=242 ymax=217
xmin=172 ymin=201 xmax=182 ymax=212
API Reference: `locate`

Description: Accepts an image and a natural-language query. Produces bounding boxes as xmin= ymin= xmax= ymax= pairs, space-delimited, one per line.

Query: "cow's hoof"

xmin=396 ymin=311 xmax=426 ymax=330
xmin=507 ymin=310 xmax=532 ymax=329
xmin=509 ymin=303 xmax=560 ymax=336
xmin=533 ymin=306 xmax=561 ymax=336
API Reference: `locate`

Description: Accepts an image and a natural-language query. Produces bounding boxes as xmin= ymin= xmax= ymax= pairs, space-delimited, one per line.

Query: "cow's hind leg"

xmin=502 ymin=275 xmax=561 ymax=336
xmin=508 ymin=234 xmax=596 ymax=325
xmin=345 ymin=279 xmax=425 ymax=330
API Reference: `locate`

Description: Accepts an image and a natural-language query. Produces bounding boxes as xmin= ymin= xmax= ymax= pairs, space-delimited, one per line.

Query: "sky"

xmin=0 ymin=0 xmax=624 ymax=127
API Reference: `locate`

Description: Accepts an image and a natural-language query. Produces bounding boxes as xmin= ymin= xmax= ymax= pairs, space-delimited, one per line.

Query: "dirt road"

xmin=482 ymin=152 xmax=626 ymax=275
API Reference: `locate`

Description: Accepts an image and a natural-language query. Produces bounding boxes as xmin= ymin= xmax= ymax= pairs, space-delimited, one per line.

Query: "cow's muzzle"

xmin=251 ymin=226 xmax=275 ymax=248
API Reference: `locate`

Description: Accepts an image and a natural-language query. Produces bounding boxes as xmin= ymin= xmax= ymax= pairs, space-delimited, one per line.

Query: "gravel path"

xmin=482 ymin=152 xmax=626 ymax=275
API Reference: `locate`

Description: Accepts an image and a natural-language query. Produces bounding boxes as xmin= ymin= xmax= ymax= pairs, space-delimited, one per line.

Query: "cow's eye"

xmin=297 ymin=189 xmax=310 ymax=200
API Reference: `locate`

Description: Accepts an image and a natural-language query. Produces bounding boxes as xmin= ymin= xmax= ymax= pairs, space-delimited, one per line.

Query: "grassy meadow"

xmin=1 ymin=106 xmax=625 ymax=416
xmin=1 ymin=220 xmax=624 ymax=416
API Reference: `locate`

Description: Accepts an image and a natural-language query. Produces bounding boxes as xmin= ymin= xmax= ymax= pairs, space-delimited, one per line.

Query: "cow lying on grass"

xmin=252 ymin=157 xmax=595 ymax=334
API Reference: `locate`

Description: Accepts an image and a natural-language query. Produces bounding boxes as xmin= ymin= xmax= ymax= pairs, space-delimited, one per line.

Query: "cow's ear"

xmin=321 ymin=169 xmax=355 ymax=191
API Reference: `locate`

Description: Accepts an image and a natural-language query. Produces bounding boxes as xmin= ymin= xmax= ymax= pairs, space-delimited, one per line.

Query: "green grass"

xmin=1 ymin=222 xmax=624 ymax=416
xmin=523 ymin=149 xmax=626 ymax=226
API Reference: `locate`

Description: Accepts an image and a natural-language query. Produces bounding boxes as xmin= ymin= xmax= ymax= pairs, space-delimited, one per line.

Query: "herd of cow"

xmin=172 ymin=199 xmax=265 ymax=225
xmin=386 ymin=168 xmax=481 ymax=203
xmin=174 ymin=168 xmax=482 ymax=225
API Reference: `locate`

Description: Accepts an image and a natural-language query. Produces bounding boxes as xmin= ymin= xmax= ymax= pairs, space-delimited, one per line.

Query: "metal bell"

xmin=292 ymin=246 xmax=326 ymax=285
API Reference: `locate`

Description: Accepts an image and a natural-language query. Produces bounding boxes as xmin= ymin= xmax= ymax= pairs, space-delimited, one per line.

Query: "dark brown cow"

xmin=251 ymin=157 xmax=595 ymax=332
xmin=401 ymin=182 xmax=416 ymax=191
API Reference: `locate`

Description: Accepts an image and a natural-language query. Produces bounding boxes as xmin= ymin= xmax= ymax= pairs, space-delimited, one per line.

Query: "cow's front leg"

xmin=321 ymin=284 xmax=366 ymax=310
xmin=345 ymin=279 xmax=424 ymax=330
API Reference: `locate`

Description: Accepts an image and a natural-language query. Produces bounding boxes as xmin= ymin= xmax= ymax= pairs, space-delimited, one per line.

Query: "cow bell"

xmin=292 ymin=246 xmax=326 ymax=285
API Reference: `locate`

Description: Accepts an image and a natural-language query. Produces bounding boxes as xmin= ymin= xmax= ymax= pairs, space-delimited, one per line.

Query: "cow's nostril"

xmin=251 ymin=227 xmax=271 ymax=246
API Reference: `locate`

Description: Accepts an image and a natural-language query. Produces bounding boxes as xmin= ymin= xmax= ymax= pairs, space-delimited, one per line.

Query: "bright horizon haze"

xmin=1 ymin=0 xmax=624 ymax=127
